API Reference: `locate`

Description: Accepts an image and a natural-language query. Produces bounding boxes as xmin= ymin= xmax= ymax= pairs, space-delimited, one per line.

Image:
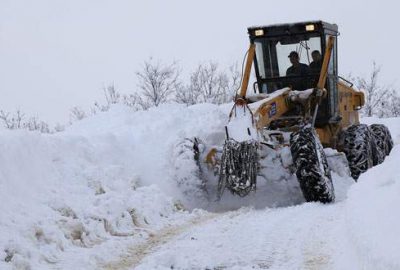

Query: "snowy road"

xmin=108 ymin=202 xmax=361 ymax=270
xmin=103 ymin=212 xmax=219 ymax=270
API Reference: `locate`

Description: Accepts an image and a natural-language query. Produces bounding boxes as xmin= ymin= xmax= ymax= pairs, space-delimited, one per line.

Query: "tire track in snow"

xmin=102 ymin=210 xmax=245 ymax=270
xmin=132 ymin=203 xmax=360 ymax=270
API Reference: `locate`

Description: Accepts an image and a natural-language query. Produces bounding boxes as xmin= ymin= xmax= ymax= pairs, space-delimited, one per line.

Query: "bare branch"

xmin=136 ymin=58 xmax=181 ymax=109
xmin=356 ymin=61 xmax=398 ymax=117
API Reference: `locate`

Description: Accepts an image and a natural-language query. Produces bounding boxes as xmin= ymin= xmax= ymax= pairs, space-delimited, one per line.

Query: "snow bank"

xmin=346 ymin=117 xmax=400 ymax=269
xmin=0 ymin=129 xmax=188 ymax=269
xmin=0 ymin=104 xmax=228 ymax=269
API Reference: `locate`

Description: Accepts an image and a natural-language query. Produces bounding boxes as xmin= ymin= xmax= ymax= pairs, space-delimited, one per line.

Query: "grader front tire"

xmin=290 ymin=126 xmax=335 ymax=203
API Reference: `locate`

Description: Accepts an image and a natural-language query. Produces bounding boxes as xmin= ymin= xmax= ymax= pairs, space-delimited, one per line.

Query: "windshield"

xmin=255 ymin=35 xmax=322 ymax=79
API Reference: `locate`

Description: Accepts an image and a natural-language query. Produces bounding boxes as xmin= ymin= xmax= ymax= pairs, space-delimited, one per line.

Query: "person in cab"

xmin=286 ymin=51 xmax=310 ymax=90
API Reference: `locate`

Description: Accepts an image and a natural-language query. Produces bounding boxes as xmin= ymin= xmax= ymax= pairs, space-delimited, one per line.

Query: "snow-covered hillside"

xmin=0 ymin=104 xmax=399 ymax=270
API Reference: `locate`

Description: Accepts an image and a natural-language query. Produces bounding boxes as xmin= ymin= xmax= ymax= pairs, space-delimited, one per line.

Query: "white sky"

xmin=0 ymin=0 xmax=399 ymax=124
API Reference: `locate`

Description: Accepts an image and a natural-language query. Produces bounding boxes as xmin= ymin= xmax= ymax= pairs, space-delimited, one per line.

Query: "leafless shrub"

xmin=23 ymin=117 xmax=50 ymax=133
xmin=91 ymin=84 xmax=121 ymax=114
xmin=176 ymin=62 xmax=238 ymax=106
xmin=373 ymin=89 xmax=400 ymax=118
xmin=104 ymin=83 xmax=120 ymax=106
xmin=122 ymin=93 xmax=142 ymax=110
xmin=0 ymin=110 xmax=53 ymax=133
xmin=0 ymin=109 xmax=25 ymax=129
xmin=136 ymin=58 xmax=181 ymax=109
xmin=91 ymin=83 xmax=143 ymax=114
xmin=175 ymin=83 xmax=200 ymax=106
xmin=69 ymin=107 xmax=86 ymax=122
xmin=92 ymin=101 xmax=109 ymax=114
xmin=0 ymin=110 xmax=12 ymax=129
xmin=357 ymin=62 xmax=394 ymax=117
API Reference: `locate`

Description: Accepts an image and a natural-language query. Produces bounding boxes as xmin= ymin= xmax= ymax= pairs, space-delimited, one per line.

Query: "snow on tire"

xmin=290 ymin=126 xmax=335 ymax=203
xmin=370 ymin=124 xmax=393 ymax=157
xmin=341 ymin=124 xmax=375 ymax=180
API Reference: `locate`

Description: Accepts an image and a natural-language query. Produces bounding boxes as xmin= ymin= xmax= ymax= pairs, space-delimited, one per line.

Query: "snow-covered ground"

xmin=0 ymin=103 xmax=399 ymax=270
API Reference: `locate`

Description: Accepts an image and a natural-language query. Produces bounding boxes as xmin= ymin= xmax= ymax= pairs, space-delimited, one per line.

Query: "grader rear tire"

xmin=341 ymin=124 xmax=375 ymax=180
xmin=370 ymin=124 xmax=393 ymax=157
xmin=290 ymin=126 xmax=335 ymax=203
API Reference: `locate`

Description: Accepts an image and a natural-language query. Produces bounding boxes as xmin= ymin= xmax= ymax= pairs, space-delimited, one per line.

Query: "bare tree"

xmin=357 ymin=62 xmax=392 ymax=117
xmin=374 ymin=89 xmax=400 ymax=118
xmin=197 ymin=62 xmax=230 ymax=104
xmin=182 ymin=62 xmax=231 ymax=105
xmin=389 ymin=91 xmax=400 ymax=117
xmin=176 ymin=62 xmax=241 ymax=106
xmin=136 ymin=58 xmax=181 ymax=109
xmin=175 ymin=83 xmax=200 ymax=106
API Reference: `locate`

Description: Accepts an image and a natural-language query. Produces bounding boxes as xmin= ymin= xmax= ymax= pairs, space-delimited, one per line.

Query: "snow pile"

xmin=346 ymin=147 xmax=400 ymax=269
xmin=0 ymin=104 xmax=228 ymax=269
xmin=345 ymin=116 xmax=400 ymax=270
xmin=0 ymin=129 xmax=187 ymax=269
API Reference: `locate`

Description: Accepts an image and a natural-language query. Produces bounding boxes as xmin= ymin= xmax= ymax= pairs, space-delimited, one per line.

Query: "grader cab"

xmin=199 ymin=21 xmax=393 ymax=203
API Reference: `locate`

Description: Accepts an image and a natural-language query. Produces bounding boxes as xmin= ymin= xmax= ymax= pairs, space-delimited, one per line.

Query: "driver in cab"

xmin=286 ymin=51 xmax=310 ymax=90
xmin=286 ymin=51 xmax=310 ymax=76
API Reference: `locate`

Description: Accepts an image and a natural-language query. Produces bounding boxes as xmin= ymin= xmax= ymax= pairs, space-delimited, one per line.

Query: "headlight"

xmin=305 ymin=24 xmax=315 ymax=31
xmin=255 ymin=29 xmax=264 ymax=36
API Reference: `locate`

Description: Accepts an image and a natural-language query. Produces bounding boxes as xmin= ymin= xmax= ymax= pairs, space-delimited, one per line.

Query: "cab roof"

xmin=248 ymin=20 xmax=338 ymax=38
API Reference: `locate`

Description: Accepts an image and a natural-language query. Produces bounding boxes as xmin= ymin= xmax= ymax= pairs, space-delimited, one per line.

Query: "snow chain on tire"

xmin=218 ymin=139 xmax=259 ymax=198
xmin=370 ymin=124 xmax=393 ymax=157
xmin=290 ymin=126 xmax=335 ymax=203
xmin=341 ymin=124 xmax=376 ymax=180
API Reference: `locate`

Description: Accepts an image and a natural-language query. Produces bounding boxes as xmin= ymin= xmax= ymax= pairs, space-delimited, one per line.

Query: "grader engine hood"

xmin=233 ymin=87 xmax=316 ymax=131
xmin=247 ymin=88 xmax=291 ymax=129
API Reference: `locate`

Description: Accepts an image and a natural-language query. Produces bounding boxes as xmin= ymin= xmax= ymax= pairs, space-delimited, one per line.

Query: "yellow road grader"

xmin=196 ymin=21 xmax=392 ymax=203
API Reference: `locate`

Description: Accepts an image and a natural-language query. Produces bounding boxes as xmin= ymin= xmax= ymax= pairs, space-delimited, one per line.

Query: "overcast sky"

xmin=0 ymin=0 xmax=398 ymax=124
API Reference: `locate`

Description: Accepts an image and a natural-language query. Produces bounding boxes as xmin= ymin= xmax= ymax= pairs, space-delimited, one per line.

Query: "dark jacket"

xmin=286 ymin=63 xmax=310 ymax=77
xmin=309 ymin=60 xmax=322 ymax=74
xmin=286 ymin=63 xmax=310 ymax=90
